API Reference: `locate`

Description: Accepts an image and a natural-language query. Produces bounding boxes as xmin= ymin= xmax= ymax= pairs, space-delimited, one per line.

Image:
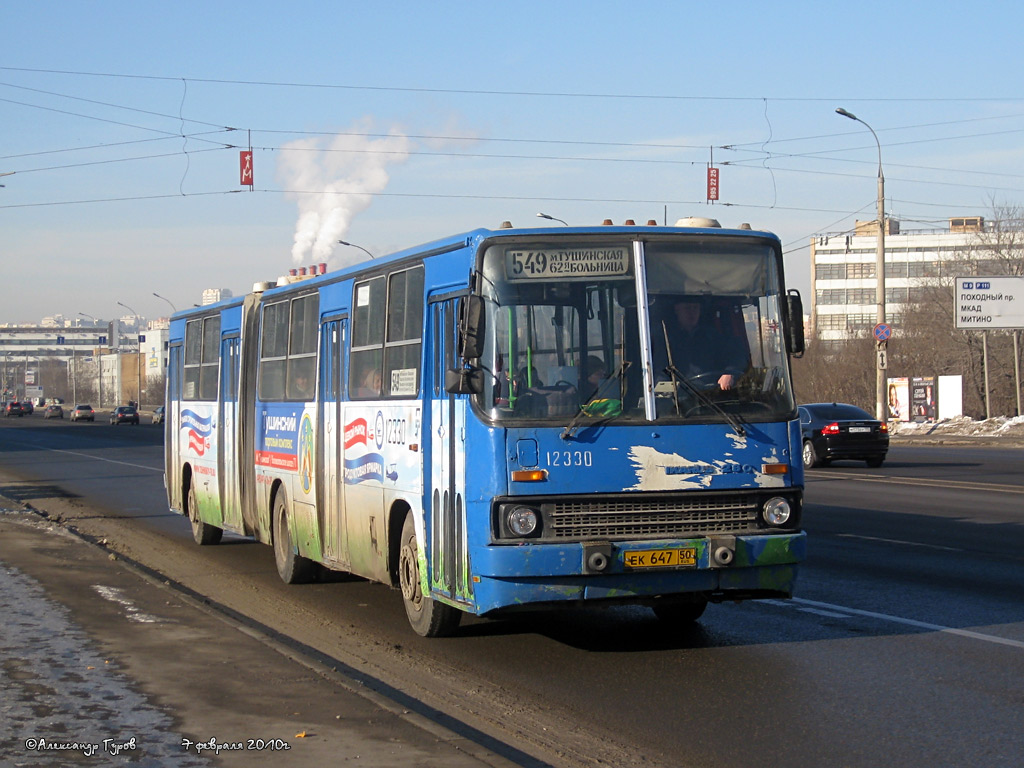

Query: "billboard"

xmin=889 ymin=375 xmax=963 ymax=421
xmin=887 ymin=377 xmax=909 ymax=421
xmin=706 ymin=167 xmax=720 ymax=201
xmin=910 ymin=376 xmax=937 ymax=422
xmin=239 ymin=150 xmax=253 ymax=186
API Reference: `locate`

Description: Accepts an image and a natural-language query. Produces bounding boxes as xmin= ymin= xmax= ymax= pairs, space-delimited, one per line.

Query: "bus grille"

xmin=547 ymin=495 xmax=760 ymax=540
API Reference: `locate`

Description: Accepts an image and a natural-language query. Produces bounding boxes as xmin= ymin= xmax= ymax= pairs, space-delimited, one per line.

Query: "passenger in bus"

xmin=660 ymin=297 xmax=748 ymax=390
xmin=583 ymin=356 xmax=608 ymax=400
xmin=577 ymin=355 xmax=623 ymax=417
xmin=292 ymin=371 xmax=313 ymax=400
xmin=355 ymin=366 xmax=383 ymax=397
xmin=515 ymin=366 xmax=542 ymax=393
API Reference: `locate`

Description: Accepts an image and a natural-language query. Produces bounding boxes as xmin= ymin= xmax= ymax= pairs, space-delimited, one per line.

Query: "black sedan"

xmin=799 ymin=402 xmax=889 ymax=469
xmin=110 ymin=405 xmax=140 ymax=425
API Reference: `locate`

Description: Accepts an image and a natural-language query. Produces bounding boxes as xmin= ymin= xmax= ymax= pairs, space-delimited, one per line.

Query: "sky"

xmin=4 ymin=1 xmax=1024 ymax=326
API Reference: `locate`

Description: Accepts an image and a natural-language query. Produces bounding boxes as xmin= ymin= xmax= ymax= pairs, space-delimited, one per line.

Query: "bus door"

xmin=166 ymin=344 xmax=183 ymax=511
xmin=428 ymin=298 xmax=470 ymax=605
xmin=318 ymin=318 xmax=348 ymax=567
xmin=218 ymin=335 xmax=242 ymax=530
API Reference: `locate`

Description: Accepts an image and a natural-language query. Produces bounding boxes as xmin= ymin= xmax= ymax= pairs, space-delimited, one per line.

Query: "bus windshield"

xmin=476 ymin=237 xmax=796 ymax=425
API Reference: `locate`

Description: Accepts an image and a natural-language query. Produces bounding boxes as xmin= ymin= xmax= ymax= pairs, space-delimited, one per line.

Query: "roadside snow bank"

xmin=890 ymin=415 xmax=1024 ymax=438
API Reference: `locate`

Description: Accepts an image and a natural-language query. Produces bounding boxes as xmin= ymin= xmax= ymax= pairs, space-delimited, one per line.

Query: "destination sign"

xmin=504 ymin=247 xmax=631 ymax=280
xmin=954 ymin=276 xmax=1024 ymax=329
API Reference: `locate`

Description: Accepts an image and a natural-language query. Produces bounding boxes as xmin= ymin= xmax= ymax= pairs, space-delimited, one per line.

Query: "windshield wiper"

xmin=660 ymin=320 xmax=746 ymax=436
xmin=561 ymin=361 xmax=630 ymax=440
xmin=663 ymin=363 xmax=746 ymax=436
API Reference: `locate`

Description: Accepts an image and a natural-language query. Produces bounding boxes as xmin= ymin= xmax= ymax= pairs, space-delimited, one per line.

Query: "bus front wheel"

xmin=187 ymin=481 xmax=222 ymax=546
xmin=801 ymin=440 xmax=819 ymax=470
xmin=652 ymin=598 xmax=708 ymax=627
xmin=273 ymin=489 xmax=315 ymax=584
xmin=398 ymin=514 xmax=461 ymax=638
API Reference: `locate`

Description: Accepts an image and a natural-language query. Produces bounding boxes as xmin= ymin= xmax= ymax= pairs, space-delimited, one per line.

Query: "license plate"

xmin=623 ymin=547 xmax=697 ymax=569
xmin=849 ymin=426 xmax=871 ymax=433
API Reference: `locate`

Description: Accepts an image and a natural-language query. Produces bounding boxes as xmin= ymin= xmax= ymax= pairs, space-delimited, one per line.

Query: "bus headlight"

xmin=507 ymin=506 xmax=539 ymax=537
xmin=762 ymin=497 xmax=792 ymax=526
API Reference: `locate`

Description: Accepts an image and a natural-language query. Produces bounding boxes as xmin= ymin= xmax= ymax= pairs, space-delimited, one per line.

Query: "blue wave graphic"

xmin=344 ymin=454 xmax=384 ymax=484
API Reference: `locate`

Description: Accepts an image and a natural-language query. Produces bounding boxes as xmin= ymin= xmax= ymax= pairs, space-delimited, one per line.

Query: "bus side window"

xmin=260 ymin=360 xmax=285 ymax=400
xmin=350 ymin=277 xmax=386 ymax=399
xmin=287 ymin=357 xmax=315 ymax=400
xmin=351 ymin=350 xmax=383 ymax=398
xmin=260 ymin=300 xmax=288 ymax=401
xmin=384 ymin=267 xmax=423 ymax=397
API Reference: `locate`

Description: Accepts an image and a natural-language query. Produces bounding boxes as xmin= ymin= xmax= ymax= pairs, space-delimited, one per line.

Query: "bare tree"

xmin=792 ymin=334 xmax=876 ymax=409
xmin=799 ymin=202 xmax=1024 ymax=417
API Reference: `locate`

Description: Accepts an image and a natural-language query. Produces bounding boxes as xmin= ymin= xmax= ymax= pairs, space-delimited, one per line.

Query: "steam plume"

xmin=277 ymin=120 xmax=411 ymax=266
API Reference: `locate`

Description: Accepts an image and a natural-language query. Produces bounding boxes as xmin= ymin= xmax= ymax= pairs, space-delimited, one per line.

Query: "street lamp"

xmin=836 ymin=107 xmax=887 ymax=421
xmin=537 ymin=212 xmax=569 ymax=226
xmin=337 ymin=240 xmax=375 ymax=259
xmin=117 ymin=301 xmax=144 ymax=409
xmin=153 ymin=292 xmax=177 ymax=313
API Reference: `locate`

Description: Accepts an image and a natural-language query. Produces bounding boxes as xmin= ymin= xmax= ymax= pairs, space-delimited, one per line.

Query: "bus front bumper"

xmin=468 ymin=530 xmax=806 ymax=616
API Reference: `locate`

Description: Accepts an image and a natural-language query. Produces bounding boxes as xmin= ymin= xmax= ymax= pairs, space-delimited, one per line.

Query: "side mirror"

xmin=785 ymin=290 xmax=805 ymax=357
xmin=459 ymin=295 xmax=486 ymax=360
xmin=445 ymin=367 xmax=482 ymax=395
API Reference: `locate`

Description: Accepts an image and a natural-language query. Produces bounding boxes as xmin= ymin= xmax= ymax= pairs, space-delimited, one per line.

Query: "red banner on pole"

xmin=707 ymin=167 xmax=719 ymax=201
xmin=239 ymin=151 xmax=253 ymax=186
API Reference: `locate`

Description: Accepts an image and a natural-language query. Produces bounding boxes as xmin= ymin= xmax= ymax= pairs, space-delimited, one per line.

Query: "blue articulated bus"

xmin=165 ymin=219 xmax=807 ymax=636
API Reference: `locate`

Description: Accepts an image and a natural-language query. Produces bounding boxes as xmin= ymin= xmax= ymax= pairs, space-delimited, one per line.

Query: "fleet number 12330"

xmin=546 ymin=450 xmax=592 ymax=467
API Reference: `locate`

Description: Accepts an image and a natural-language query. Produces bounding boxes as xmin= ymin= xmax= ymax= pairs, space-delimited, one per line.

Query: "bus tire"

xmin=273 ymin=489 xmax=315 ymax=584
xmin=801 ymin=440 xmax=819 ymax=470
xmin=652 ymin=598 xmax=708 ymax=627
xmin=398 ymin=514 xmax=461 ymax=638
xmin=187 ymin=480 xmax=222 ymax=546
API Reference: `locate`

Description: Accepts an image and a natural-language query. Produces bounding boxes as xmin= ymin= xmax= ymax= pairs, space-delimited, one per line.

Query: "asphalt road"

xmin=1 ymin=414 xmax=1022 ymax=768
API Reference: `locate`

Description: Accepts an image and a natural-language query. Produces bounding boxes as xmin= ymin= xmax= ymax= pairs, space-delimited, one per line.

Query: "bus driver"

xmin=660 ymin=297 xmax=748 ymax=391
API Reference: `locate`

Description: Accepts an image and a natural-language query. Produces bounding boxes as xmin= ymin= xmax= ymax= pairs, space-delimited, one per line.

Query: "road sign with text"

xmin=955 ymin=276 xmax=1024 ymax=329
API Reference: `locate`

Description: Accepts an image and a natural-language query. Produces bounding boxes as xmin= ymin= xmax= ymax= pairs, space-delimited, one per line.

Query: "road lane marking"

xmin=835 ymin=533 xmax=963 ymax=552
xmin=796 ymin=605 xmax=852 ymax=619
xmin=764 ymin=599 xmax=852 ymax=618
xmin=789 ymin=597 xmax=1024 ymax=650
xmin=806 ymin=471 xmax=1024 ymax=495
xmin=1 ymin=434 xmax=163 ymax=472
xmin=47 ymin=447 xmax=163 ymax=472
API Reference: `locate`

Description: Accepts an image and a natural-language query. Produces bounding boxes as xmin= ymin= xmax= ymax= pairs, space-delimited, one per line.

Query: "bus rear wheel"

xmin=273 ymin=489 xmax=315 ymax=584
xmin=187 ymin=481 xmax=222 ymax=545
xmin=398 ymin=514 xmax=461 ymax=638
